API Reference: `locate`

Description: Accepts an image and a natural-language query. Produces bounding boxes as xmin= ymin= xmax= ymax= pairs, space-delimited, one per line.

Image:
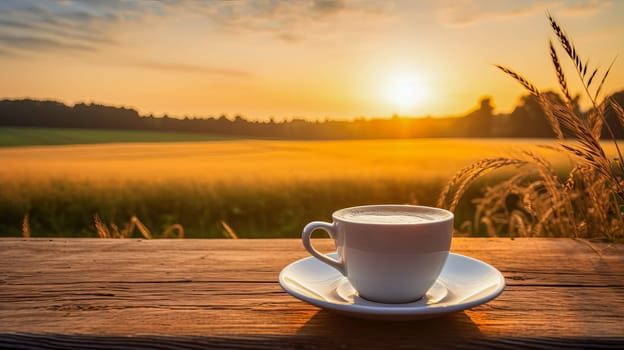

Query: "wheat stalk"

xmin=220 ymin=220 xmax=239 ymax=239
xmin=494 ymin=65 xmax=540 ymax=96
xmin=595 ymin=57 xmax=616 ymax=101
xmin=587 ymin=100 xmax=605 ymax=139
xmin=509 ymin=211 xmax=528 ymax=238
xmin=22 ymin=213 xmax=30 ymax=239
xmin=549 ymin=40 xmax=572 ymax=106
xmin=608 ymin=97 xmax=624 ymax=130
xmin=538 ymin=97 xmax=623 ymax=198
xmin=94 ymin=214 xmax=111 ymax=238
xmin=130 ymin=216 xmax=153 ymax=239
xmin=162 ymin=224 xmax=184 ymax=238
xmin=437 ymin=157 xmax=526 ymax=212
xmin=547 ymin=13 xmax=585 ymax=80
xmin=521 ymin=150 xmax=577 ymax=237
xmin=547 ymin=11 xmax=603 ymax=95
xmin=548 ymin=13 xmax=624 ymax=176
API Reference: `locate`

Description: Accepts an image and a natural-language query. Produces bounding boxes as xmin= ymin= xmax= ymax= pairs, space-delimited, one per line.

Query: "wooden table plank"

xmin=0 ymin=238 xmax=623 ymax=349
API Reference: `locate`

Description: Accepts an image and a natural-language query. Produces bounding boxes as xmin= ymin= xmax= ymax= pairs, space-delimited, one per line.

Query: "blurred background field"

xmin=0 ymin=128 xmax=594 ymax=238
xmin=0 ymin=127 xmax=234 ymax=147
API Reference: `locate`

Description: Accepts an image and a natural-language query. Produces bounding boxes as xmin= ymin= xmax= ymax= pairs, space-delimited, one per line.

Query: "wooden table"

xmin=0 ymin=238 xmax=622 ymax=349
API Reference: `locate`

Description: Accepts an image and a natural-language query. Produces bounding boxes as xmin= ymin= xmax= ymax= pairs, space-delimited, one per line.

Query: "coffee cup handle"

xmin=302 ymin=221 xmax=345 ymax=275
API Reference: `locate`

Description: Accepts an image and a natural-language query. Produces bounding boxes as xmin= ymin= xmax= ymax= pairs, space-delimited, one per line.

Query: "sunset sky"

xmin=0 ymin=0 xmax=623 ymax=121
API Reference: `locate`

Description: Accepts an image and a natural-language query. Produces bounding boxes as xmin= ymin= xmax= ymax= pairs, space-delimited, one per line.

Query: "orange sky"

xmin=0 ymin=0 xmax=623 ymax=120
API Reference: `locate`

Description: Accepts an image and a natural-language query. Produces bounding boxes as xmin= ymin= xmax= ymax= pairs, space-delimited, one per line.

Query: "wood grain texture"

xmin=0 ymin=238 xmax=623 ymax=349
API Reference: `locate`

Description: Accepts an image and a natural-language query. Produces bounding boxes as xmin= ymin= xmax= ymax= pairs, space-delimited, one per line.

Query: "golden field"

xmin=0 ymin=138 xmax=573 ymax=183
xmin=0 ymin=138 xmax=613 ymax=238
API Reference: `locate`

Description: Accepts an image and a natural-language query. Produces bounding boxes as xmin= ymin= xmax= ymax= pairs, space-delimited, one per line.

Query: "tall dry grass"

xmin=94 ymin=214 xmax=184 ymax=239
xmin=438 ymin=14 xmax=624 ymax=242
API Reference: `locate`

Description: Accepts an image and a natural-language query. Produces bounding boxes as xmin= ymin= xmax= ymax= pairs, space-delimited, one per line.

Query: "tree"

xmin=453 ymin=97 xmax=494 ymax=137
xmin=505 ymin=93 xmax=560 ymax=137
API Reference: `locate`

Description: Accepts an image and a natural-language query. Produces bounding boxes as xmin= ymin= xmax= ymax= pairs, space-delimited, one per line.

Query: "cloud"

xmin=438 ymin=0 xmax=613 ymax=26
xmin=0 ymin=0 xmax=394 ymax=55
xmin=0 ymin=0 xmax=394 ymax=78
xmin=0 ymin=33 xmax=96 ymax=52
xmin=0 ymin=0 xmax=131 ymax=56
xmin=557 ymin=0 xmax=613 ymax=16
xmin=0 ymin=17 xmax=114 ymax=52
xmin=313 ymin=0 xmax=347 ymax=15
xmin=130 ymin=59 xmax=254 ymax=78
xmin=0 ymin=46 xmax=19 ymax=57
xmin=276 ymin=32 xmax=305 ymax=43
xmin=163 ymin=0 xmax=395 ymax=42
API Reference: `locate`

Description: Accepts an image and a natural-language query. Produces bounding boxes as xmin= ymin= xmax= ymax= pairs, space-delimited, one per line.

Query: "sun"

xmin=382 ymin=73 xmax=429 ymax=112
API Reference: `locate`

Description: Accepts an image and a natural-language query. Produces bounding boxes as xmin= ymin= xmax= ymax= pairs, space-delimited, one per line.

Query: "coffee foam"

xmin=337 ymin=209 xmax=449 ymax=224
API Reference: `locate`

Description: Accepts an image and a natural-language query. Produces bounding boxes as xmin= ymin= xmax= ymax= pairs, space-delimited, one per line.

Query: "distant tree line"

xmin=1 ymin=90 xmax=623 ymax=139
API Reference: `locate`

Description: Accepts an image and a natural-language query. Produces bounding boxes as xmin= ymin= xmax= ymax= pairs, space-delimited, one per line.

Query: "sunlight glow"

xmin=382 ymin=73 xmax=430 ymax=112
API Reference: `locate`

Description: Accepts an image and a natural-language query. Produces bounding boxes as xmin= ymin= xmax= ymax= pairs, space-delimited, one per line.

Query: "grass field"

xmin=0 ymin=127 xmax=234 ymax=147
xmin=1 ymin=129 xmax=594 ymax=238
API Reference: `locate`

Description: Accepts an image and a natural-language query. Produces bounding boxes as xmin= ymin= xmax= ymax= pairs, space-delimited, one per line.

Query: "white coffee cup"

xmin=302 ymin=204 xmax=453 ymax=304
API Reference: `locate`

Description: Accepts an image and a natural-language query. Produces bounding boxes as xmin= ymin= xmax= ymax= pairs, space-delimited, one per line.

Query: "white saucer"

xmin=279 ymin=252 xmax=505 ymax=320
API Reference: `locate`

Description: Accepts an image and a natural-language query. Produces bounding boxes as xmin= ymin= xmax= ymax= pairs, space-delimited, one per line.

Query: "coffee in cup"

xmin=302 ymin=204 xmax=453 ymax=303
